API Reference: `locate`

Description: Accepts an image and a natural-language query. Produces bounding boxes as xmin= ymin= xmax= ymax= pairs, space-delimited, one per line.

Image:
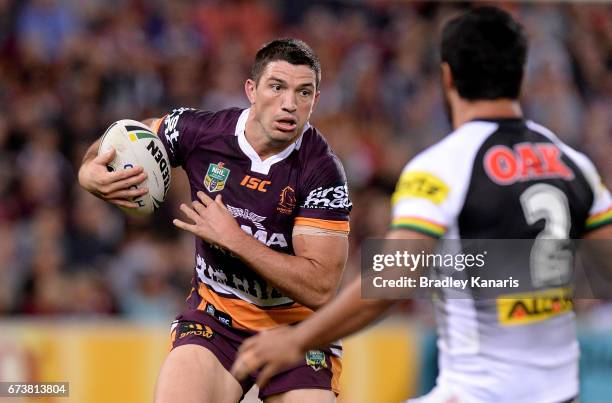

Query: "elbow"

xmin=301 ymin=259 xmax=345 ymax=310
xmin=309 ymin=286 xmax=336 ymax=310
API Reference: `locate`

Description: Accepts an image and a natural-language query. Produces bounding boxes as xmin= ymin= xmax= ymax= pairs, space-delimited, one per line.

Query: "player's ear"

xmin=441 ymin=63 xmax=454 ymax=92
xmin=245 ymin=79 xmax=256 ymax=105
xmin=312 ymin=90 xmax=321 ymax=109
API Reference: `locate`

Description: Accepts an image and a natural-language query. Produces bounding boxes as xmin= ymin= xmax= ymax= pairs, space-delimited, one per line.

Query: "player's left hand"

xmin=173 ymin=191 xmax=244 ymax=249
xmin=231 ymin=326 xmax=304 ymax=388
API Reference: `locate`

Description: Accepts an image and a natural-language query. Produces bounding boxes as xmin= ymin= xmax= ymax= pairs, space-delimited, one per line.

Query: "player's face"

xmin=245 ymin=61 xmax=319 ymax=148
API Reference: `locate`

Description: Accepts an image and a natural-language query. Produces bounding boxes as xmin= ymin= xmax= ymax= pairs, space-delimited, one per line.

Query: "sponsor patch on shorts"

xmin=176 ymin=321 xmax=214 ymax=340
xmin=205 ymin=303 xmax=233 ymax=327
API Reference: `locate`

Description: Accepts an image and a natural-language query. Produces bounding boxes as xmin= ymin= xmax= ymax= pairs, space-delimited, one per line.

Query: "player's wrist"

xmin=289 ymin=325 xmax=311 ymax=354
xmin=77 ymin=164 xmax=96 ymax=194
xmin=220 ymin=226 xmax=252 ymax=254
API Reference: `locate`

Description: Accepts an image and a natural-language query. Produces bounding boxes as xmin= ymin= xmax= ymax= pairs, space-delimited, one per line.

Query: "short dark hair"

xmin=441 ymin=6 xmax=528 ymax=100
xmin=251 ymin=38 xmax=321 ymax=89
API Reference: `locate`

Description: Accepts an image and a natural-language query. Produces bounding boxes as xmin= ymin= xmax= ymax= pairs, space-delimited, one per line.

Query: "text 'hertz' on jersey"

xmin=390 ymin=118 xmax=611 ymax=403
xmin=155 ymin=107 xmax=351 ymax=332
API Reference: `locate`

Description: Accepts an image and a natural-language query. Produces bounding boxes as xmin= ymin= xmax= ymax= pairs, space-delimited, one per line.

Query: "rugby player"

xmin=231 ymin=8 xmax=612 ymax=403
xmin=78 ymin=39 xmax=351 ymax=403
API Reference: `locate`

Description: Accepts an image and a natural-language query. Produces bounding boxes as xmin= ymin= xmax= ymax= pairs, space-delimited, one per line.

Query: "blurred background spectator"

xmin=0 ymin=0 xmax=610 ymax=322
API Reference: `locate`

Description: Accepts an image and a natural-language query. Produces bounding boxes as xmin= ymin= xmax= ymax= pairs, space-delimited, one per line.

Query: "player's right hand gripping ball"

xmin=98 ymin=119 xmax=171 ymax=216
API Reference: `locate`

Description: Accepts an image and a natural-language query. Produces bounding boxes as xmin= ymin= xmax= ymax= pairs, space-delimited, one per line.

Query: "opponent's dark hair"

xmin=441 ymin=6 xmax=528 ymax=100
xmin=251 ymin=38 xmax=321 ymax=89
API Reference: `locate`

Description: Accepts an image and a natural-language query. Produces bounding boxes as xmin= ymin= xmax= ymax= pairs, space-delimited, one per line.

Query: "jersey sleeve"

xmin=584 ymin=169 xmax=612 ymax=232
xmin=390 ymin=151 xmax=456 ymax=238
xmin=558 ymin=144 xmax=612 ymax=233
xmin=295 ymin=154 xmax=352 ymax=233
xmin=155 ymin=107 xmax=212 ymax=167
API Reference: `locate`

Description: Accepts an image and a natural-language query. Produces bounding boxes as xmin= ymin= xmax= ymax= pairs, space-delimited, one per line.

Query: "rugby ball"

xmin=98 ymin=119 xmax=171 ymax=216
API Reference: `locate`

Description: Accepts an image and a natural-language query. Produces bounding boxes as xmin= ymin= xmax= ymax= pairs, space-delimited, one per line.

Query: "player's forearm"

xmin=227 ymin=233 xmax=340 ymax=309
xmin=78 ymin=138 xmax=102 ymax=192
xmin=583 ymin=224 xmax=612 ymax=280
xmin=81 ymin=138 xmax=101 ymax=165
xmin=292 ymin=279 xmax=394 ymax=351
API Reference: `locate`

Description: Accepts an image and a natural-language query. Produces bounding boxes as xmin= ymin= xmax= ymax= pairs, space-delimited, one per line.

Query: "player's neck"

xmin=244 ymin=120 xmax=297 ymax=161
xmin=452 ymin=99 xmax=522 ymax=129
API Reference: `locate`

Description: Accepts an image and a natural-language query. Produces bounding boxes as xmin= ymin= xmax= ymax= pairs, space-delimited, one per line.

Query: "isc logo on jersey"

xmin=303 ymin=183 xmax=352 ymax=210
xmin=98 ymin=119 xmax=171 ymax=216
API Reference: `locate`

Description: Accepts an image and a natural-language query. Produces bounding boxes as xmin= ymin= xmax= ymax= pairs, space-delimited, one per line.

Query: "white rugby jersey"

xmin=391 ymin=118 xmax=612 ymax=403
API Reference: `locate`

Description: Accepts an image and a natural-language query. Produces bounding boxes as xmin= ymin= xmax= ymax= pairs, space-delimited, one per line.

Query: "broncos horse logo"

xmin=277 ymin=186 xmax=296 ymax=215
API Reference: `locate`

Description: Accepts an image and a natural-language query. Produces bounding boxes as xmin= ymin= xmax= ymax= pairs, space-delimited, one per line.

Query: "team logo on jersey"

xmin=277 ymin=186 xmax=296 ymax=214
xmin=484 ymin=143 xmax=574 ymax=185
xmin=391 ymin=171 xmax=449 ymax=205
xmin=305 ymin=350 xmax=328 ymax=371
xmin=204 ymin=162 xmax=230 ymax=192
xmin=302 ymin=183 xmax=352 ymax=210
xmin=497 ymin=287 xmax=573 ymax=326
xmin=176 ymin=322 xmax=214 ymax=339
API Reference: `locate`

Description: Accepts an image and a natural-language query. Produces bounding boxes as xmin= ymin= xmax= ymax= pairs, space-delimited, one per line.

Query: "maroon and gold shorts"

xmin=169 ymin=308 xmax=342 ymax=400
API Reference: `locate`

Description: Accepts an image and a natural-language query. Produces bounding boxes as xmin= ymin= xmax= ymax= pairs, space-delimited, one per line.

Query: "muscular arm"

xmin=174 ymin=192 xmax=347 ymax=309
xmin=268 ymin=229 xmax=431 ymax=347
xmin=229 ymin=229 xmax=347 ymax=309
xmin=285 ymin=275 xmax=392 ymax=349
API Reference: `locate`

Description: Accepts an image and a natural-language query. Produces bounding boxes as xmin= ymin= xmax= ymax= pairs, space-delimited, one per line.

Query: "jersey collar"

xmin=234 ymin=108 xmax=309 ymax=175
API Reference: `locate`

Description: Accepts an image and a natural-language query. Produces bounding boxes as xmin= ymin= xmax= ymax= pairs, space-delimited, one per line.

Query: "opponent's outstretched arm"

xmin=230 ymin=229 xmax=434 ymax=386
xmin=583 ymin=224 xmax=612 ymax=279
xmin=230 ymin=276 xmax=393 ymax=387
xmin=173 ymin=191 xmax=347 ymax=310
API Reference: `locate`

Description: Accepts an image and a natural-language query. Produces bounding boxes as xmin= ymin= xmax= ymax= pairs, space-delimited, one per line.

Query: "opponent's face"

xmin=245 ymin=61 xmax=319 ymax=147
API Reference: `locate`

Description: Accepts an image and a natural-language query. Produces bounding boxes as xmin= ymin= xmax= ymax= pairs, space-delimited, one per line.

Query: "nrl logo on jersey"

xmin=305 ymin=350 xmax=328 ymax=371
xmin=204 ymin=162 xmax=230 ymax=192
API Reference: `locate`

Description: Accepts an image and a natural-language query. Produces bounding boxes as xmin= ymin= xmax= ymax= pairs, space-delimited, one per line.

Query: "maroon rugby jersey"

xmin=155 ymin=107 xmax=351 ymax=331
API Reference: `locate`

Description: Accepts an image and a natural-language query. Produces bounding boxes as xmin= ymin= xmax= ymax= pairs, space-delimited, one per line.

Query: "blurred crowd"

xmin=0 ymin=0 xmax=610 ymax=321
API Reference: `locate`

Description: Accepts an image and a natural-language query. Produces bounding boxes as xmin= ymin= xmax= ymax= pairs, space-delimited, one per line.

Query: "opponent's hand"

xmin=173 ymin=191 xmax=244 ymax=249
xmin=230 ymin=326 xmax=304 ymax=388
xmin=78 ymin=147 xmax=148 ymax=209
